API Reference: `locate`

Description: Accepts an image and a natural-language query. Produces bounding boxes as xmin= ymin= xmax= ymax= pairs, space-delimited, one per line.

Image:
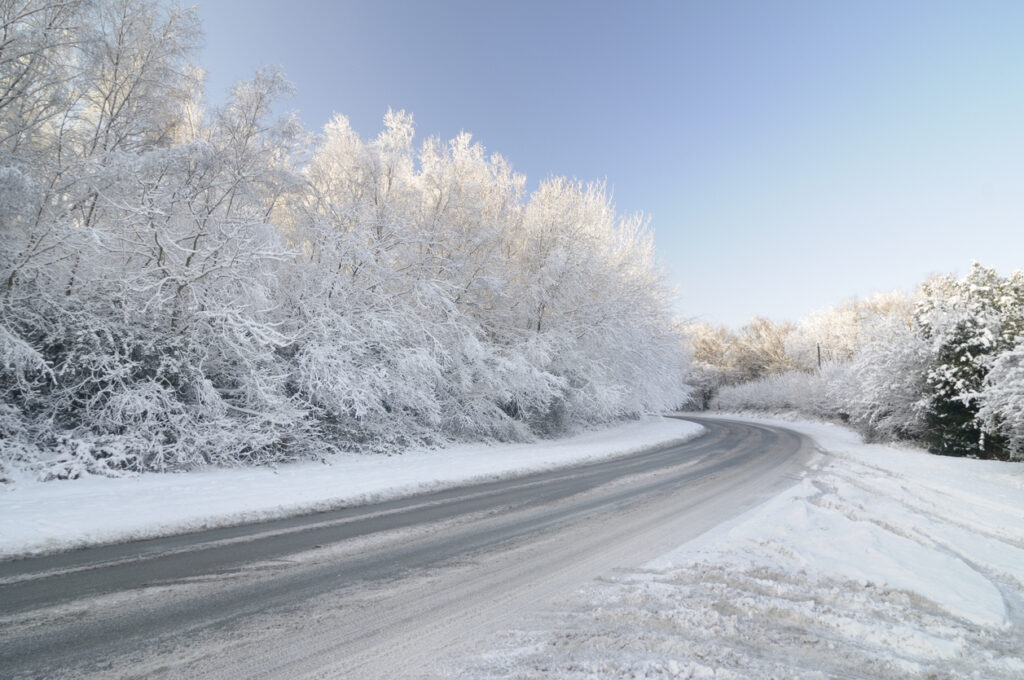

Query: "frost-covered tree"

xmin=728 ymin=317 xmax=795 ymax=381
xmin=977 ymin=339 xmax=1024 ymax=461
xmin=1 ymin=0 xmax=217 ymax=475
xmin=699 ymin=264 xmax=1024 ymax=461
xmin=784 ymin=292 xmax=914 ymax=370
xmin=832 ymin=315 xmax=930 ymax=440
xmin=1 ymin=0 xmax=690 ymax=479
xmin=682 ymin=322 xmax=735 ymax=409
xmin=916 ymin=264 xmax=1024 ymax=457
xmin=510 ymin=179 xmax=686 ymax=427
xmin=288 ymin=115 xmax=686 ymax=444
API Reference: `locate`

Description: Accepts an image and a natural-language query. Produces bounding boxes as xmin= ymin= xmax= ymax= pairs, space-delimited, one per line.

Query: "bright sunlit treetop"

xmin=197 ymin=0 xmax=1024 ymax=326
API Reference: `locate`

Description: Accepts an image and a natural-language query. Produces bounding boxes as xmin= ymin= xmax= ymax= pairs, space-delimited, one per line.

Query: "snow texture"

xmin=0 ymin=416 xmax=703 ymax=559
xmin=468 ymin=415 xmax=1024 ymax=679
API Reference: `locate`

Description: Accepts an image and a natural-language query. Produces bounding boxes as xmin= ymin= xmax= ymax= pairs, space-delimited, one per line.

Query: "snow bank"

xmin=471 ymin=414 xmax=1024 ymax=679
xmin=0 ymin=416 xmax=703 ymax=559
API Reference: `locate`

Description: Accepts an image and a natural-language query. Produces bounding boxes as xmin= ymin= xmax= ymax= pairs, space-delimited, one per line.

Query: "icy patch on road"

xmin=469 ymin=416 xmax=1024 ymax=679
xmin=0 ymin=416 xmax=702 ymax=559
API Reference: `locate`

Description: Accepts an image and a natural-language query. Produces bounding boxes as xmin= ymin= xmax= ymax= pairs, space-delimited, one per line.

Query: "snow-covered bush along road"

xmin=1 ymin=0 xmax=689 ymax=479
xmin=695 ymin=264 xmax=1024 ymax=461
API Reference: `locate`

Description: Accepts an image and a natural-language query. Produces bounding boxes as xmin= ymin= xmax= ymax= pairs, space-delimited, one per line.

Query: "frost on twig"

xmin=0 ymin=0 xmax=690 ymax=479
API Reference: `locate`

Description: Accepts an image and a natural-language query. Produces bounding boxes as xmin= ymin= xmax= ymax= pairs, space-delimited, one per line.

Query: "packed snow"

xmin=468 ymin=415 xmax=1024 ymax=679
xmin=0 ymin=416 xmax=703 ymax=559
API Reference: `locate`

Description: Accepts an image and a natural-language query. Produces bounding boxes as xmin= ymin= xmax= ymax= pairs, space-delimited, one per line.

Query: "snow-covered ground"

xmin=0 ymin=416 xmax=703 ymax=559
xmin=469 ymin=414 xmax=1024 ymax=679
xmin=7 ymin=413 xmax=1023 ymax=678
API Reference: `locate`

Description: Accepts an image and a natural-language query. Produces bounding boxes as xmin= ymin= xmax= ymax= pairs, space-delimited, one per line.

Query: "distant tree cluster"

xmin=0 ymin=0 xmax=689 ymax=479
xmin=689 ymin=264 xmax=1024 ymax=461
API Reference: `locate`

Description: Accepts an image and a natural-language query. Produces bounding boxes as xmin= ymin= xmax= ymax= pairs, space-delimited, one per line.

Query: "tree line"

xmin=0 ymin=0 xmax=688 ymax=479
xmin=687 ymin=264 xmax=1024 ymax=461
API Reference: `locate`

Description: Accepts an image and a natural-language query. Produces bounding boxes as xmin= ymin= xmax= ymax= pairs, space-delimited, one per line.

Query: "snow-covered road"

xmin=8 ymin=415 xmax=1011 ymax=679
xmin=0 ymin=417 xmax=813 ymax=679
xmin=470 ymin=415 xmax=1024 ymax=679
xmin=0 ymin=416 xmax=702 ymax=559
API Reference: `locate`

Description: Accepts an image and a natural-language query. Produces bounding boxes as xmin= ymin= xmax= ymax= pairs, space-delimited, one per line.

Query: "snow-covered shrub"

xmin=830 ymin=316 xmax=931 ymax=441
xmin=714 ymin=366 xmax=839 ymax=418
xmin=977 ymin=340 xmax=1024 ymax=461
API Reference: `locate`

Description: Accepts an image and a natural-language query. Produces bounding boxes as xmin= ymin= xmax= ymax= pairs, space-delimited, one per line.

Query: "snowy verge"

xmin=0 ymin=416 xmax=703 ymax=560
xmin=470 ymin=413 xmax=1024 ymax=679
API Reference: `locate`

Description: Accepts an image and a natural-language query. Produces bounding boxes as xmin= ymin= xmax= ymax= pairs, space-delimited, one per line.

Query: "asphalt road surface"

xmin=0 ymin=416 xmax=816 ymax=679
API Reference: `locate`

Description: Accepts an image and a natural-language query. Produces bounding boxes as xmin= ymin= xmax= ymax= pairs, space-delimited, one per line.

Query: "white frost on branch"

xmin=0 ymin=0 xmax=689 ymax=478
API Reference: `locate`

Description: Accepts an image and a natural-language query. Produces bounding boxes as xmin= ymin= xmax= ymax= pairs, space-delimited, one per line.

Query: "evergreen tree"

xmin=916 ymin=264 xmax=1024 ymax=458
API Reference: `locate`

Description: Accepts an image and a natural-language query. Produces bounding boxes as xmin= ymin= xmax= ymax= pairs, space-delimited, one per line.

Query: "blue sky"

xmin=195 ymin=0 xmax=1024 ymax=327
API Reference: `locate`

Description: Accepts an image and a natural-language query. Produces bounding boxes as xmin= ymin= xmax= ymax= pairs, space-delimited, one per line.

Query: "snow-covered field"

xmin=469 ymin=414 xmax=1024 ymax=679
xmin=0 ymin=416 xmax=703 ymax=559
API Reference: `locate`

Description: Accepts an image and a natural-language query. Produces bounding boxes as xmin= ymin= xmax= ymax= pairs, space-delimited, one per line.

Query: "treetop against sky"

xmin=196 ymin=0 xmax=1024 ymax=326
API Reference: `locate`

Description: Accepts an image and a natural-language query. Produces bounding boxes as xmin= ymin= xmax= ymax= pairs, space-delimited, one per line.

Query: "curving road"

xmin=0 ymin=416 xmax=816 ymax=679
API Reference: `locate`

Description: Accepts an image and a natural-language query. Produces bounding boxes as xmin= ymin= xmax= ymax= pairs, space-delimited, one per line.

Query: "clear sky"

xmin=194 ymin=0 xmax=1024 ymax=327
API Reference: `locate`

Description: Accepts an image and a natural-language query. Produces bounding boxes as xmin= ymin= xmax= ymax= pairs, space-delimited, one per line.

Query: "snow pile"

xmin=470 ymin=416 xmax=1024 ymax=679
xmin=0 ymin=416 xmax=703 ymax=559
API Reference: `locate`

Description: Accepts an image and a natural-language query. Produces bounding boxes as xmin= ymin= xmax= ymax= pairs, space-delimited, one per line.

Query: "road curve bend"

xmin=0 ymin=416 xmax=817 ymax=679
